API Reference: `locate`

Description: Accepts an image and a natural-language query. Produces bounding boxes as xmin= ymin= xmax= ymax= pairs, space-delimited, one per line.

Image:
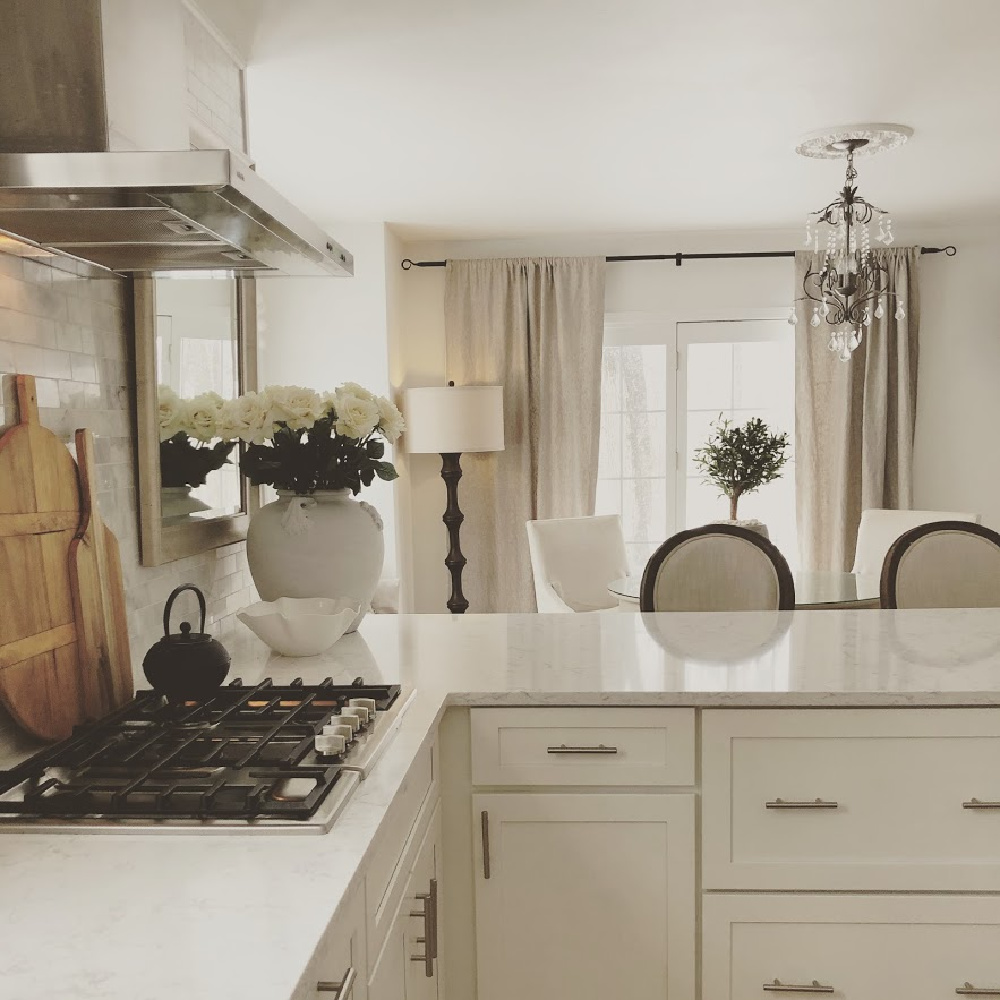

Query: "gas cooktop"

xmin=0 ymin=677 xmax=410 ymax=834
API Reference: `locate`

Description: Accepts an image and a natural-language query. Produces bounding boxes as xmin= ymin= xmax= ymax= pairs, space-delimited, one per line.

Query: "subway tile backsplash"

xmin=0 ymin=250 xmax=256 ymax=682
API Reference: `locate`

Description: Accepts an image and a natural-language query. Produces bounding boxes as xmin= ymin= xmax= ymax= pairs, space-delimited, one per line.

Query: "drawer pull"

xmin=765 ymin=798 xmax=839 ymax=810
xmin=963 ymin=798 xmax=1000 ymax=810
xmin=317 ymin=967 xmax=356 ymax=998
xmin=546 ymin=743 xmax=619 ymax=754
xmin=763 ymin=979 xmax=834 ymax=994
xmin=957 ymin=985 xmax=1000 ymax=996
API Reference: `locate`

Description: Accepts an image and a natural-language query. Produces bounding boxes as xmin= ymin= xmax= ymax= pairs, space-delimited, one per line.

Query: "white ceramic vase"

xmin=246 ymin=489 xmax=384 ymax=632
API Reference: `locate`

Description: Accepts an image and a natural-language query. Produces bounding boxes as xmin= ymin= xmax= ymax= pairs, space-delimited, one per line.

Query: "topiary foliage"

xmin=693 ymin=415 xmax=790 ymax=521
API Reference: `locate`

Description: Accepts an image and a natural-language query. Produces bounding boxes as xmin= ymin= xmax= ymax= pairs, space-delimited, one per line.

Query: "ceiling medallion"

xmin=790 ymin=123 xmax=913 ymax=361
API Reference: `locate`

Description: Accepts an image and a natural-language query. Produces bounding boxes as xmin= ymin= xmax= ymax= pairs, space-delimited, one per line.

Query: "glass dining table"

xmin=607 ymin=571 xmax=881 ymax=609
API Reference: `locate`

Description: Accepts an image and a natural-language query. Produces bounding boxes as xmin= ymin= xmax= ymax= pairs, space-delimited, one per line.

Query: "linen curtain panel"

xmin=444 ymin=257 xmax=606 ymax=612
xmin=795 ymin=246 xmax=920 ymax=572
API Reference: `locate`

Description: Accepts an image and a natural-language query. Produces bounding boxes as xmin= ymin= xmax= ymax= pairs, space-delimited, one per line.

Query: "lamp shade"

xmin=404 ymin=384 xmax=505 ymax=454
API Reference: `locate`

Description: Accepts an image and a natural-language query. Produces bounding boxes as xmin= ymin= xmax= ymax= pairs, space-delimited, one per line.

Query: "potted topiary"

xmin=693 ymin=415 xmax=790 ymax=537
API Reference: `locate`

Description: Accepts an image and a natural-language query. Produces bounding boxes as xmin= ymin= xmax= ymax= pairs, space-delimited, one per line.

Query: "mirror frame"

xmin=133 ymin=274 xmax=260 ymax=567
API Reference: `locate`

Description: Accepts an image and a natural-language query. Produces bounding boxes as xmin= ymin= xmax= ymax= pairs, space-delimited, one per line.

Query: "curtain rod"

xmin=400 ymin=246 xmax=957 ymax=270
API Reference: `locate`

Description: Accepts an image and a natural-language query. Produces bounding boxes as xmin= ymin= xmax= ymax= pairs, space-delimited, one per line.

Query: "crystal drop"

xmin=787 ymin=308 xmax=798 ymax=326
xmin=863 ymin=309 xmax=872 ymax=327
xmin=840 ymin=347 xmax=852 ymax=362
xmin=856 ymin=328 xmax=864 ymax=346
xmin=810 ymin=309 xmax=821 ymax=328
xmin=874 ymin=300 xmax=885 ymax=320
xmin=819 ymin=300 xmax=831 ymax=319
xmin=849 ymin=333 xmax=859 ymax=351
xmin=828 ymin=335 xmax=838 ymax=352
xmin=895 ymin=302 xmax=906 ymax=320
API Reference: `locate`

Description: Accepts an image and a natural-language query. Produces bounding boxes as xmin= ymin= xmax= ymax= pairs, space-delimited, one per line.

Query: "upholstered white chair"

xmin=640 ymin=524 xmax=795 ymax=612
xmin=852 ymin=508 xmax=981 ymax=575
xmin=881 ymin=521 xmax=1000 ymax=609
xmin=526 ymin=515 xmax=628 ymax=613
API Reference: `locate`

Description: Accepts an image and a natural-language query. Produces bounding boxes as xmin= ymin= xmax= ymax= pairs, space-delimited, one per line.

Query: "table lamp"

xmin=404 ymin=383 xmax=505 ymax=613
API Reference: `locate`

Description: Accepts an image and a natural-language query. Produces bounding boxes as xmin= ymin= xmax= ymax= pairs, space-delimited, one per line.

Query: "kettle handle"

xmin=163 ymin=584 xmax=208 ymax=637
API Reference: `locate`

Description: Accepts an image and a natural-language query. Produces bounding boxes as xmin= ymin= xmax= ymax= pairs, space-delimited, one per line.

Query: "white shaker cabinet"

xmin=368 ymin=802 xmax=442 ymax=1000
xmin=703 ymin=893 xmax=1000 ymax=1000
xmin=300 ymin=879 xmax=368 ymax=1000
xmin=472 ymin=792 xmax=695 ymax=1000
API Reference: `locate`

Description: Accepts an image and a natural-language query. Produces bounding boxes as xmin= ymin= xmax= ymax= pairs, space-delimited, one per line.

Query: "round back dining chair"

xmin=880 ymin=520 xmax=1000 ymax=609
xmin=526 ymin=514 xmax=628 ymax=613
xmin=640 ymin=524 xmax=795 ymax=612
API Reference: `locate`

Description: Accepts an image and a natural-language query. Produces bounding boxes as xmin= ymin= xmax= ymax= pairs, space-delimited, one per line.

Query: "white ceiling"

xmin=232 ymin=0 xmax=1000 ymax=238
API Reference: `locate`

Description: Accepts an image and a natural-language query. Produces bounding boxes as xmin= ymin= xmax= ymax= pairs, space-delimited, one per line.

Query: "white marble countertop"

xmin=5 ymin=608 xmax=1000 ymax=1000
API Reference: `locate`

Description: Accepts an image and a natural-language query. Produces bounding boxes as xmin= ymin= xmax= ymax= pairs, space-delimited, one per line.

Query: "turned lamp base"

xmin=440 ymin=452 xmax=469 ymax=614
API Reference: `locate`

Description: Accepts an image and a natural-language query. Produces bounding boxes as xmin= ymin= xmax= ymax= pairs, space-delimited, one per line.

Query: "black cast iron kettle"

xmin=143 ymin=584 xmax=231 ymax=702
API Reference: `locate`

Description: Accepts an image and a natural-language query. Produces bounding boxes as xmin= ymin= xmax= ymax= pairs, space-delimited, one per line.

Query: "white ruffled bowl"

xmin=237 ymin=597 xmax=360 ymax=657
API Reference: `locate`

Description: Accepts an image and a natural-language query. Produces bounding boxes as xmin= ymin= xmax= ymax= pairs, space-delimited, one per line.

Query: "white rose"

xmin=375 ymin=395 xmax=405 ymax=443
xmin=158 ymin=388 xmax=187 ymax=442
xmin=264 ymin=384 xmax=324 ymax=431
xmin=218 ymin=392 xmax=276 ymax=446
xmin=338 ymin=381 xmax=376 ymax=402
xmin=332 ymin=390 xmax=380 ymax=439
xmin=187 ymin=391 xmax=226 ymax=442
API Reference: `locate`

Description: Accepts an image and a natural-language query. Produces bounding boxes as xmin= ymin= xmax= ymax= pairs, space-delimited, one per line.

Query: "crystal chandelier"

xmin=790 ymin=124 xmax=913 ymax=361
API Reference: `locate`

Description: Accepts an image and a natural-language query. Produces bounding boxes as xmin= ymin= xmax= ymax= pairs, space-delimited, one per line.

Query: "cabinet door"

xmin=473 ymin=793 xmax=694 ymax=1000
xmin=368 ymin=802 xmax=442 ymax=1000
xmin=703 ymin=893 xmax=1000 ymax=1000
xmin=303 ymin=879 xmax=367 ymax=1000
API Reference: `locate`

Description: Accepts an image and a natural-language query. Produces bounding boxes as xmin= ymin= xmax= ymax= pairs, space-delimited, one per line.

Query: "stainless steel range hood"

xmin=0 ymin=1 xmax=352 ymax=277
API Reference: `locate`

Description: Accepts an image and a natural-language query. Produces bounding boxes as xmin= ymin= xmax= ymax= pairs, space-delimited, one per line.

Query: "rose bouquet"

xmin=157 ymin=386 xmax=237 ymax=488
xmin=232 ymin=383 xmax=404 ymax=496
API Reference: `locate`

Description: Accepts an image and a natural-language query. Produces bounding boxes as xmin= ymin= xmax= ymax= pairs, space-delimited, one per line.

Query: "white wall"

xmin=257 ymin=221 xmax=397 ymax=578
xmin=391 ymin=223 xmax=1000 ymax=612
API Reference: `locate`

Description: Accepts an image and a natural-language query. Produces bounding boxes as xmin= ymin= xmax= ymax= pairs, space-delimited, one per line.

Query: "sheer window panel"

xmin=623 ymin=477 xmax=667 ymax=543
xmin=623 ymin=410 xmax=667 ymax=478
xmin=595 ymin=478 xmax=623 ymax=518
xmin=626 ymin=542 xmax=659 ymax=578
xmin=601 ymin=347 xmax=623 ymax=412
xmin=621 ymin=345 xmax=667 ymax=411
xmin=598 ymin=412 xmax=623 ymax=479
xmin=685 ymin=342 xmax=734 ymax=410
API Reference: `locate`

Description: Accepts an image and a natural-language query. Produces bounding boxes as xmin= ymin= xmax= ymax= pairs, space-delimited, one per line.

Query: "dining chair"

xmin=852 ymin=508 xmax=981 ymax=575
xmin=526 ymin=514 xmax=628 ymax=613
xmin=880 ymin=520 xmax=1000 ymax=609
xmin=640 ymin=524 xmax=795 ymax=612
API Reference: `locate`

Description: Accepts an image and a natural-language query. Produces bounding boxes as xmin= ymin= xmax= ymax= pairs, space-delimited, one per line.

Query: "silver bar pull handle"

xmin=409 ymin=878 xmax=438 ymax=976
xmin=546 ymin=743 xmax=618 ymax=754
xmin=766 ymin=798 xmax=839 ymax=810
xmin=481 ymin=809 xmax=491 ymax=879
xmin=963 ymin=798 xmax=1000 ymax=810
xmin=317 ymin=967 xmax=356 ymax=998
xmin=763 ymin=979 xmax=834 ymax=993
xmin=957 ymin=984 xmax=1000 ymax=996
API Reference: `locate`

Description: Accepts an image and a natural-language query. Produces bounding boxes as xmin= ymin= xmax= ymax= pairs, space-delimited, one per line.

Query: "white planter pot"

xmin=161 ymin=486 xmax=212 ymax=522
xmin=246 ymin=489 xmax=384 ymax=632
xmin=709 ymin=518 xmax=770 ymax=540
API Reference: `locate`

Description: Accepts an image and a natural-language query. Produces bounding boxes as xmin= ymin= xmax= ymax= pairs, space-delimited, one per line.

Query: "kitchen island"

xmin=3 ymin=608 xmax=1000 ymax=1000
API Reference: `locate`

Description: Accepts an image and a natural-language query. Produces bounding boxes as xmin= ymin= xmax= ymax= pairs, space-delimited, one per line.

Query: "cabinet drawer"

xmin=703 ymin=708 xmax=1000 ymax=890
xmin=294 ymin=879 xmax=367 ymax=1000
xmin=471 ymin=708 xmax=695 ymax=786
xmin=703 ymin=893 xmax=1000 ymax=1000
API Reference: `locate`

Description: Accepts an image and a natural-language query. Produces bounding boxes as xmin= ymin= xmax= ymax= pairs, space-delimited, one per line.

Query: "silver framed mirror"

xmin=133 ymin=274 xmax=260 ymax=566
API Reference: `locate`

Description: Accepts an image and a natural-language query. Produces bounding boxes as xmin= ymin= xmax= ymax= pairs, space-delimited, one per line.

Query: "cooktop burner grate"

xmin=0 ymin=677 xmax=400 ymax=823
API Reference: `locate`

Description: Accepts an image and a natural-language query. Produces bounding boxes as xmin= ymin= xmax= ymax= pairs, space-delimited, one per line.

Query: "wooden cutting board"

xmin=69 ymin=428 xmax=133 ymax=719
xmin=0 ymin=375 xmax=87 ymax=740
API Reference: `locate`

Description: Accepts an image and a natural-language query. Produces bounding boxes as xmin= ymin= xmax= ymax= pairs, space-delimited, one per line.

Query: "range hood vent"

xmin=0 ymin=1 xmax=352 ymax=278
